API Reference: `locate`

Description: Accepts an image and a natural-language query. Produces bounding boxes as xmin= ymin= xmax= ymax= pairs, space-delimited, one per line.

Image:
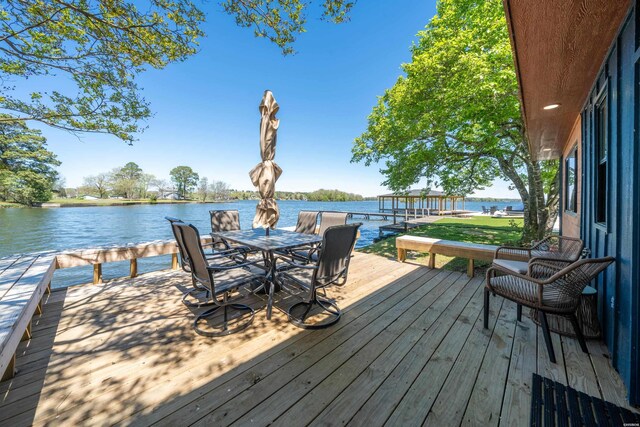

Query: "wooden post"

xmin=46 ymin=281 xmax=51 ymax=295
xmin=36 ymin=301 xmax=42 ymax=315
xmin=467 ymin=259 xmax=475 ymax=278
xmin=428 ymin=252 xmax=436 ymax=269
xmin=171 ymin=253 xmax=179 ymax=270
xmin=1 ymin=354 xmax=16 ymax=381
xmin=21 ymin=322 xmax=31 ymax=341
xmin=130 ymin=258 xmax=138 ymax=278
xmin=93 ymin=263 xmax=103 ymax=284
xmin=397 ymin=248 xmax=407 ymax=262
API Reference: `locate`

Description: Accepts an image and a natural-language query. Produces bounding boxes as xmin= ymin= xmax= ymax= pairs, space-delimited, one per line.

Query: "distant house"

xmin=162 ymin=192 xmax=180 ymax=200
xmin=82 ymin=195 xmax=99 ymax=200
xmin=504 ymin=0 xmax=639 ymax=405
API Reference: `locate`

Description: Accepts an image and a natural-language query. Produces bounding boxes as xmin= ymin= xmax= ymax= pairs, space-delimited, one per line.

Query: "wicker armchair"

xmin=484 ymin=256 xmax=614 ymax=363
xmin=494 ymin=235 xmax=584 ymax=262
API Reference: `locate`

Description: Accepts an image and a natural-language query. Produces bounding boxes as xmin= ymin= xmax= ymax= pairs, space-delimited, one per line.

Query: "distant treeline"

xmin=229 ymin=188 xmax=366 ymax=202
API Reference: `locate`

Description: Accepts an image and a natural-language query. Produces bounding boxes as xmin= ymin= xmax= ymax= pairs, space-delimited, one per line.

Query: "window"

xmin=565 ymin=146 xmax=577 ymax=213
xmin=595 ymin=93 xmax=607 ymax=224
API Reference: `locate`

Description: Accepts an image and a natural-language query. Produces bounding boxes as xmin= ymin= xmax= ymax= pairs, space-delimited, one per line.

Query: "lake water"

xmin=0 ymin=199 xmax=513 ymax=287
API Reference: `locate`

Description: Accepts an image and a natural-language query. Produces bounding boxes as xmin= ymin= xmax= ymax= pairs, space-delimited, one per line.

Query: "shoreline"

xmin=32 ymin=200 xmax=233 ymax=208
xmin=17 ymin=199 xmax=373 ymax=209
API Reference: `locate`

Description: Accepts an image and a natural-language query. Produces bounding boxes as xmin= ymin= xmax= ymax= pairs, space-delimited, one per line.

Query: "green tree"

xmin=111 ymin=162 xmax=143 ymax=199
xmin=0 ymin=0 xmax=354 ymax=143
xmin=170 ymin=166 xmax=199 ymax=199
xmin=197 ymin=177 xmax=209 ymax=202
xmin=209 ymin=180 xmax=230 ymax=201
xmin=82 ymin=173 xmax=111 ymax=198
xmin=0 ymin=115 xmax=59 ymax=204
xmin=351 ymin=0 xmax=558 ymax=241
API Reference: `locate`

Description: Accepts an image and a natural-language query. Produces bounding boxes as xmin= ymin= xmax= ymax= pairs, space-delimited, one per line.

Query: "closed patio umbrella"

xmin=250 ymin=90 xmax=282 ymax=231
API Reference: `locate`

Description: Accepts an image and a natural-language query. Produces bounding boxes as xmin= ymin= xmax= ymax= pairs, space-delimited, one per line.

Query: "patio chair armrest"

xmin=494 ymin=246 xmax=531 ymax=261
xmin=527 ymin=259 xmax=567 ymax=279
xmin=529 ymin=257 xmax=572 ymax=268
xmin=207 ymin=260 xmax=257 ymax=271
xmin=486 ymin=264 xmax=545 ymax=286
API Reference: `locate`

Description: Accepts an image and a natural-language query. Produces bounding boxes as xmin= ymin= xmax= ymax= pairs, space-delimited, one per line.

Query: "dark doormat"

xmin=530 ymin=373 xmax=640 ymax=426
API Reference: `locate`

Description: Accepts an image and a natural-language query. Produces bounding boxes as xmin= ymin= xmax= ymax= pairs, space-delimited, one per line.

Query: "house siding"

xmin=580 ymin=6 xmax=640 ymax=406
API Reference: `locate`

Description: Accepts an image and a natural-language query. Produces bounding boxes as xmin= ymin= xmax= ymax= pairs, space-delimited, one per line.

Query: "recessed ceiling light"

xmin=543 ymin=104 xmax=560 ymax=110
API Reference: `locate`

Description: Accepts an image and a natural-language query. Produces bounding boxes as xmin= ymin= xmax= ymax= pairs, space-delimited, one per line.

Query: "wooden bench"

xmin=0 ymin=252 xmax=57 ymax=381
xmin=396 ymin=236 xmax=498 ymax=277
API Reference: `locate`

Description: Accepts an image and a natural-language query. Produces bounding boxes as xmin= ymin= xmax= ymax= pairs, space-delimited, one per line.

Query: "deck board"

xmin=0 ymin=252 xmax=635 ymax=426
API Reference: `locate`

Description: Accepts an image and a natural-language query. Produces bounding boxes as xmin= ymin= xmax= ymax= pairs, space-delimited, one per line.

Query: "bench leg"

xmin=428 ymin=253 xmax=436 ymax=269
xmin=21 ymin=322 xmax=31 ymax=341
xmin=1 ymin=354 xmax=16 ymax=381
xmin=467 ymin=259 xmax=475 ymax=277
xmin=397 ymin=248 xmax=407 ymax=262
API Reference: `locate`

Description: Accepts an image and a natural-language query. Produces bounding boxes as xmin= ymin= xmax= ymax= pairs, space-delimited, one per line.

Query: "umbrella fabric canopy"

xmin=250 ymin=90 xmax=282 ymax=229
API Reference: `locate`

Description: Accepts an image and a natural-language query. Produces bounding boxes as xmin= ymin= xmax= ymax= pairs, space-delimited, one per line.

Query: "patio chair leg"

xmin=539 ymin=311 xmax=556 ymax=363
xmin=483 ymin=288 xmax=490 ymax=329
xmin=194 ymin=303 xmax=254 ymax=337
xmin=517 ymin=304 xmax=522 ymax=322
xmin=569 ymin=313 xmax=589 ymax=354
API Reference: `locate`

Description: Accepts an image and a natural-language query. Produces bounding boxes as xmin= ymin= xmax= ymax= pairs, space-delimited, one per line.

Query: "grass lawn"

xmin=0 ymin=201 xmax=22 ymax=208
xmin=359 ymin=216 xmax=524 ymax=273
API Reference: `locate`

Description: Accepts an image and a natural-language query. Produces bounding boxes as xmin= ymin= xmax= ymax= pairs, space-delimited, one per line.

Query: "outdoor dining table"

xmin=211 ymin=228 xmax=322 ymax=319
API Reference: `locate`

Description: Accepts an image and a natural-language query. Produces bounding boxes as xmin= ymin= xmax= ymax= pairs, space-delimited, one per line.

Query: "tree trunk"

xmin=496 ymin=146 xmax=560 ymax=244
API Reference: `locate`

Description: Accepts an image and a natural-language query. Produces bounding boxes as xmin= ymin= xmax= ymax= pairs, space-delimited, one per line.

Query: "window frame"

xmin=564 ymin=145 xmax=578 ymax=214
xmin=594 ymin=88 xmax=608 ymax=226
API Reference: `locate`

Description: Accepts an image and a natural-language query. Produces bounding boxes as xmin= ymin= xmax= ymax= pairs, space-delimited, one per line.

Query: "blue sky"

xmin=38 ymin=0 xmax=518 ymax=198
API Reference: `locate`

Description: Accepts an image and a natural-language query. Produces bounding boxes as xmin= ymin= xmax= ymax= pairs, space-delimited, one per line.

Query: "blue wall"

xmin=580 ymin=5 xmax=639 ymax=406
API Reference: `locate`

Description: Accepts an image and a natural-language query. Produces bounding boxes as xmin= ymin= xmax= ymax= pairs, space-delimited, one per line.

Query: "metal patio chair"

xmin=294 ymin=211 xmax=319 ymax=234
xmin=317 ymin=211 xmax=349 ymax=236
xmin=276 ymin=223 xmax=361 ymax=329
xmin=166 ymin=216 xmax=251 ymax=307
xmin=175 ymin=222 xmax=265 ymax=337
xmin=484 ymin=256 xmax=614 ymax=363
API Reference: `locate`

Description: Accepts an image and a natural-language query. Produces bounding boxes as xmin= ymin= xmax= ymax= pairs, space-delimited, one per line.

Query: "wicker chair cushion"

xmin=489 ymin=275 xmax=575 ymax=310
xmin=492 ymin=259 xmax=528 ymax=275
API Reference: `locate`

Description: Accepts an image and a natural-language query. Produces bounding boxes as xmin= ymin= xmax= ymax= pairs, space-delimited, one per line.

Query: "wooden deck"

xmin=0 ymin=252 xmax=635 ymax=426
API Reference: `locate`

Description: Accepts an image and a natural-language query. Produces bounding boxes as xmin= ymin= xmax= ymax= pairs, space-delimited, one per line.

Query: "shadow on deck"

xmin=0 ymin=253 xmax=635 ymax=426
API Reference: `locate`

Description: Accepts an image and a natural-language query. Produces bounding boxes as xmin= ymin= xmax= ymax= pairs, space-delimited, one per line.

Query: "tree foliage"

xmin=170 ymin=165 xmax=198 ymax=199
xmin=0 ymin=115 xmax=59 ymax=204
xmin=82 ymin=173 xmax=110 ymax=198
xmin=223 ymin=0 xmax=355 ymax=55
xmin=0 ymin=0 xmax=205 ymax=143
xmin=351 ymin=0 xmax=558 ymax=241
xmin=306 ymin=189 xmax=363 ymax=201
xmin=0 ymin=0 xmax=355 ymax=143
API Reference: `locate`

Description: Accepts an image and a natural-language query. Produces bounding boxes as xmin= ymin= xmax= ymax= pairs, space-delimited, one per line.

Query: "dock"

xmin=1 ymin=251 xmax=635 ymax=425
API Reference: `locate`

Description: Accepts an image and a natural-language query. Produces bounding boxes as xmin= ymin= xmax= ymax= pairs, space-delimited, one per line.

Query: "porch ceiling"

xmin=503 ymin=0 xmax=631 ymax=160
